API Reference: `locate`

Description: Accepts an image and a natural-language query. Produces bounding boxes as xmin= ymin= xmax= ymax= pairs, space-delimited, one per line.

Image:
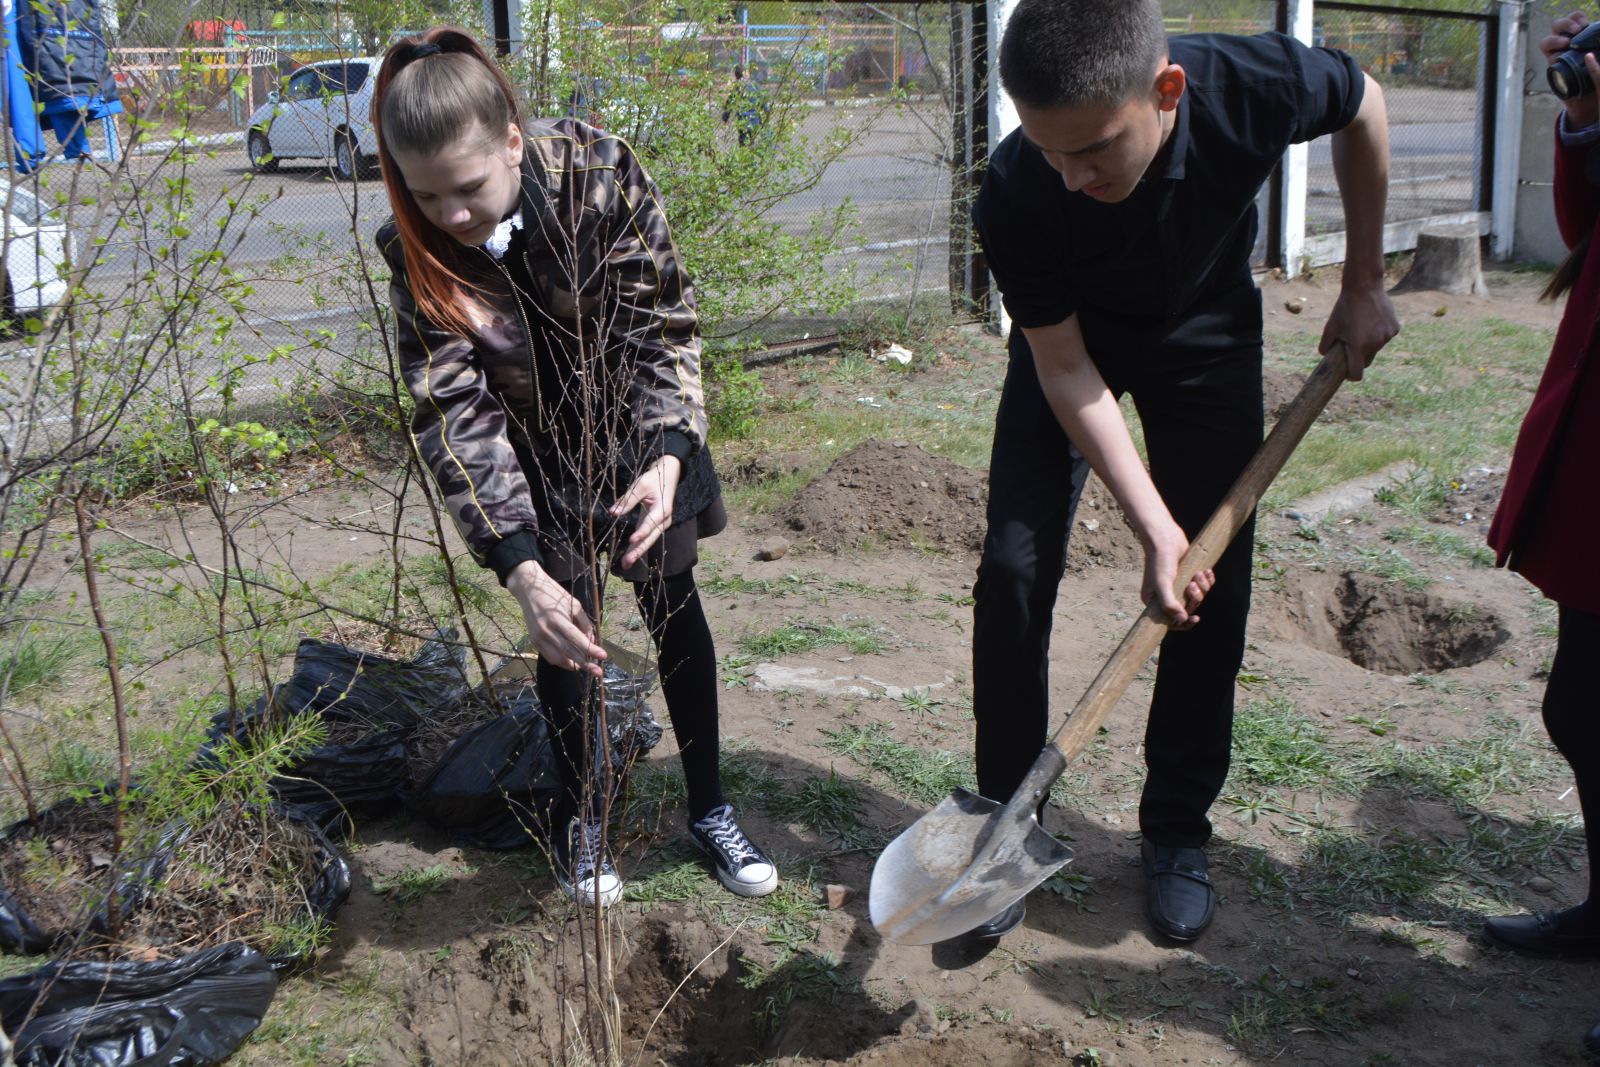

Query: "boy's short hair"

xmin=1000 ymin=0 xmax=1167 ymax=109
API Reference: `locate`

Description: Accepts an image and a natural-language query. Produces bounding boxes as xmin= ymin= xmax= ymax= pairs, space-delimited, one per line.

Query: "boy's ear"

xmin=1155 ymin=63 xmax=1186 ymax=111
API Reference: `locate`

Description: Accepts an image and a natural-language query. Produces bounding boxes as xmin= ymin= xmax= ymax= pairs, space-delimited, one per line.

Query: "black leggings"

xmin=537 ymin=568 xmax=724 ymax=823
xmin=1546 ymin=606 xmax=1600 ymax=913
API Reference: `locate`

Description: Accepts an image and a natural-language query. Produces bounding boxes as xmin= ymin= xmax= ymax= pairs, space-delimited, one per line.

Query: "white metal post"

xmin=1280 ymin=0 xmax=1313 ymax=278
xmin=987 ymin=0 xmax=1020 ymax=333
xmin=1491 ymin=1 xmax=1527 ymax=260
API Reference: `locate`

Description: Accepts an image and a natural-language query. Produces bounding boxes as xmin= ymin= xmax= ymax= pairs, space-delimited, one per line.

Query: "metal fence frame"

xmin=1277 ymin=0 xmax=1520 ymax=276
xmin=937 ymin=0 xmax=1526 ymax=322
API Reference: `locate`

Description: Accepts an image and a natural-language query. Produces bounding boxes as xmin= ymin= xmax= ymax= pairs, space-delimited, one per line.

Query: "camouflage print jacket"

xmin=377 ymin=118 xmax=718 ymax=583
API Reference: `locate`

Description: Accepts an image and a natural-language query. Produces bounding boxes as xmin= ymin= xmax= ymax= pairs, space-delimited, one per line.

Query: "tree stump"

xmin=1391 ymin=224 xmax=1489 ymax=297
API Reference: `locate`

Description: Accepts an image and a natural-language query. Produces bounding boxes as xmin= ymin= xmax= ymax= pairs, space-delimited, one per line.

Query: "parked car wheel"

xmin=247 ymin=129 xmax=278 ymax=173
xmin=334 ymin=132 xmax=358 ymax=181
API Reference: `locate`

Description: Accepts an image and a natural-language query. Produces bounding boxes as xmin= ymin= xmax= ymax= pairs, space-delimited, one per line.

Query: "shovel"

xmin=869 ymin=345 xmax=1349 ymax=945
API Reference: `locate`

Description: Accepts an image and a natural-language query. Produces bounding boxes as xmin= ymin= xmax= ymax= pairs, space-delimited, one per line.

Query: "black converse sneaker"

xmin=553 ymin=815 xmax=623 ymax=908
xmin=690 ymin=804 xmax=778 ymax=897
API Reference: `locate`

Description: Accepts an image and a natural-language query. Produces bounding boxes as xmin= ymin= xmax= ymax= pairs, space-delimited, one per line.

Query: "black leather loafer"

xmin=1483 ymin=911 xmax=1600 ymax=960
xmin=1143 ymin=840 xmax=1215 ymax=942
xmin=968 ymin=897 xmax=1026 ymax=939
xmin=1583 ymin=1019 xmax=1600 ymax=1066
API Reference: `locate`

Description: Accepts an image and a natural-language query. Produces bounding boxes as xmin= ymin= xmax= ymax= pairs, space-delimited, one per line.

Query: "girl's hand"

xmin=1141 ymin=521 xmax=1214 ymax=631
xmin=613 ymin=454 xmax=682 ymax=568
xmin=1545 ymin=12 xmax=1600 ymax=129
xmin=506 ymin=561 xmax=606 ymax=676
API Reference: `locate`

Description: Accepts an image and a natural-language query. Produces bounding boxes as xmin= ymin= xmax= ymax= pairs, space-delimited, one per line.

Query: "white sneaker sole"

xmin=556 ymin=872 xmax=623 ymax=908
xmin=710 ymin=857 xmax=777 ymax=902
xmin=716 ymin=865 xmax=779 ymax=897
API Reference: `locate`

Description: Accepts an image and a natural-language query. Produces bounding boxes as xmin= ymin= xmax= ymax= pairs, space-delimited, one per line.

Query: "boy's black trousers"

xmin=971 ymin=326 xmax=1264 ymax=849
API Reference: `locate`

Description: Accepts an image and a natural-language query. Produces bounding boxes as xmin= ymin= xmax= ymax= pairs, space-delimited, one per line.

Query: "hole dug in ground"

xmin=1260 ymin=570 xmax=1509 ymax=674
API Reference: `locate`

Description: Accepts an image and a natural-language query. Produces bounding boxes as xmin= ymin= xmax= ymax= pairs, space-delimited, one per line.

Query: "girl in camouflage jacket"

xmin=373 ymin=27 xmax=777 ymax=907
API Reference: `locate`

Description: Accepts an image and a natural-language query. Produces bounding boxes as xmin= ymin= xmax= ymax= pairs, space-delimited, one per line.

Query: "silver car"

xmin=245 ymin=57 xmax=382 ymax=180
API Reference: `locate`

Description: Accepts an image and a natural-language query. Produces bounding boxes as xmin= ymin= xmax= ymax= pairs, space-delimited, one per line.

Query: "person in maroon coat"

xmin=1483 ymin=11 xmax=1600 ymax=966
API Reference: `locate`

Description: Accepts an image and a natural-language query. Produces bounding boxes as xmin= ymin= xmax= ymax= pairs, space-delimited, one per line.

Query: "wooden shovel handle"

xmin=1047 ymin=344 xmax=1347 ymax=762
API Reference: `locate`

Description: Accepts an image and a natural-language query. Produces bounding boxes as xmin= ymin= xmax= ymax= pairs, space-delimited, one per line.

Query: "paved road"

xmin=4 ymin=88 xmax=1479 ymax=447
xmin=67 ymin=88 xmax=1477 ymax=282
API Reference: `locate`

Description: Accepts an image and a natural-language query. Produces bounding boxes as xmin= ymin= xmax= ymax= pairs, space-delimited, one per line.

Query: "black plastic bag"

xmin=0 ymin=941 xmax=277 ymax=1067
xmin=0 ymin=797 xmax=186 ymax=957
xmin=204 ymin=631 xmax=469 ymax=830
xmin=405 ymin=667 xmax=664 ymax=849
xmin=269 ymin=630 xmax=468 ymax=727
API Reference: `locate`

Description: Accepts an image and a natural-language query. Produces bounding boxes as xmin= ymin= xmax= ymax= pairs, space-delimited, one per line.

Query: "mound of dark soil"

xmin=1265 ymin=369 xmax=1392 ymax=424
xmin=1258 ymin=569 xmax=1509 ymax=674
xmin=778 ymin=440 xmax=987 ymax=553
xmin=777 ymin=439 xmax=1141 ymax=569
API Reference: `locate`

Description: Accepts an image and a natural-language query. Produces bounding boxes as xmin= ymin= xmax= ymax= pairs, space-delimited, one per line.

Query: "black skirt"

xmin=536 ymin=494 xmax=727 ymax=584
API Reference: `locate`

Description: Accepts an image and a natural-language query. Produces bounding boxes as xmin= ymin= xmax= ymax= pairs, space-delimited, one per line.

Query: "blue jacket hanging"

xmin=16 ymin=0 xmax=117 ymax=105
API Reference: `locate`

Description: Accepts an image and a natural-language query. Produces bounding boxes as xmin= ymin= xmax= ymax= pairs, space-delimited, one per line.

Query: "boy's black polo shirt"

xmin=974 ymin=32 xmax=1364 ymax=358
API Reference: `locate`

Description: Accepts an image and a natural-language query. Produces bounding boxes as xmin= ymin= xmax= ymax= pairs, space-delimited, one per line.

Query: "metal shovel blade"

xmin=869 ymin=787 xmax=1073 ymax=945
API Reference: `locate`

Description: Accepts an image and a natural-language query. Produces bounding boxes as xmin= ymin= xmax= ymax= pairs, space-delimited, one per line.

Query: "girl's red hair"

xmin=372 ymin=27 xmax=524 ymax=337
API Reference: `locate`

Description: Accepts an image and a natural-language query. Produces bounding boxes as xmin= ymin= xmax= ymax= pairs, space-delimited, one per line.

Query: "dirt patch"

xmin=1068 ymin=480 xmax=1143 ymax=571
xmin=613 ymin=911 xmax=764 ymax=1064
xmin=777 ymin=438 xmax=1140 ymax=569
xmin=1431 ymin=464 xmax=1507 ymax=534
xmin=1257 ymin=569 xmax=1510 ymax=674
xmin=1265 ymin=368 xmax=1392 ymax=424
xmin=723 ymin=449 xmax=813 ymax=488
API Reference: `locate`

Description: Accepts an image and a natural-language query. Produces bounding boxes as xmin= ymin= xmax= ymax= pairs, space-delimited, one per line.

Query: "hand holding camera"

xmin=1546 ymin=11 xmax=1600 ymax=127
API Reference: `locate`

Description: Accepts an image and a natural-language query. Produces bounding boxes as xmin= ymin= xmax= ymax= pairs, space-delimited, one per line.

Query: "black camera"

xmin=1549 ymin=21 xmax=1600 ymax=99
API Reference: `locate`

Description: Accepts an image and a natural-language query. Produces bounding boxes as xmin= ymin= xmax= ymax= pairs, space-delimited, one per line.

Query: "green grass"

xmin=1223 ymin=969 xmax=1361 ymax=1048
xmin=1261 ymin=318 xmax=1553 ymax=508
xmin=369 ymin=862 xmax=468 ymax=904
xmin=0 ymin=627 xmax=89 ymax=695
xmin=36 ymin=740 xmax=114 ymax=791
xmin=736 ymin=619 xmax=888 ymax=660
xmin=765 ymin=768 xmax=871 ymax=846
xmin=1228 ymin=697 xmax=1352 ymax=793
xmin=1382 ymin=524 xmax=1495 ymax=567
xmin=624 ymin=851 xmax=709 ymax=904
xmin=1361 ymin=716 xmax=1553 ymax=808
xmin=820 ymin=721 xmax=973 ymax=806
xmin=238 ymin=951 xmax=398 ymax=1066
xmin=1352 ymin=546 xmax=1433 ymax=590
xmin=93 ymin=538 xmax=185 ymax=570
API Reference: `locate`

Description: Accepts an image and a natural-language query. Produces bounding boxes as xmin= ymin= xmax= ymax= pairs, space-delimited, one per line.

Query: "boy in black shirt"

xmin=967 ymin=0 xmax=1398 ymax=942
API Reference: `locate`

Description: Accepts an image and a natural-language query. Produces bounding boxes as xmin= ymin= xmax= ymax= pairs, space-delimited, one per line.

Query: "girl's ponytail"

xmin=1542 ymin=235 xmax=1591 ymax=303
xmin=372 ymin=27 xmax=524 ymax=335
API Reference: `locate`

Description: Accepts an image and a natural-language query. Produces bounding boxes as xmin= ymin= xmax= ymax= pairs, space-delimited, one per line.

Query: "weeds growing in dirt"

xmin=370 ymin=863 xmax=467 ymax=904
xmin=737 ymin=619 xmax=889 ymax=659
xmin=1229 ymin=696 xmax=1354 ymax=792
xmin=1352 ymin=546 xmax=1434 ymax=589
xmin=1382 ymin=524 xmax=1495 ymax=567
xmin=765 ymin=768 xmax=870 ymax=846
xmin=820 ymin=721 xmax=974 ymax=806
